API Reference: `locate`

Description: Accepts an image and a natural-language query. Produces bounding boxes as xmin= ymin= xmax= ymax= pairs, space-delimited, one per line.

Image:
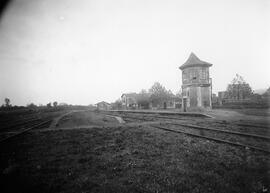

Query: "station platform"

xmin=105 ymin=109 xmax=213 ymax=118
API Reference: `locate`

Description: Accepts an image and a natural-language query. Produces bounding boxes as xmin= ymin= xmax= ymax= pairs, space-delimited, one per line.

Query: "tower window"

xmin=201 ymin=70 xmax=206 ymax=79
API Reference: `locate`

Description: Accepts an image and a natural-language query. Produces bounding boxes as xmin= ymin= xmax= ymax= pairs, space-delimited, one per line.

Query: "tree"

xmin=149 ymin=82 xmax=173 ymax=107
xmin=175 ymin=90 xmax=182 ymax=98
xmin=59 ymin=103 xmax=68 ymax=106
xmin=53 ymin=101 xmax=58 ymax=107
xmin=4 ymin=98 xmax=11 ymax=107
xmin=27 ymin=103 xmax=37 ymax=108
xmin=47 ymin=102 xmax=52 ymax=108
xmin=149 ymin=82 xmax=166 ymax=95
xmin=262 ymin=87 xmax=270 ymax=97
xmin=167 ymin=89 xmax=175 ymax=98
xmin=111 ymin=99 xmax=122 ymax=110
xmin=137 ymin=89 xmax=150 ymax=109
xmin=140 ymin=89 xmax=148 ymax=95
xmin=226 ymin=74 xmax=253 ymax=100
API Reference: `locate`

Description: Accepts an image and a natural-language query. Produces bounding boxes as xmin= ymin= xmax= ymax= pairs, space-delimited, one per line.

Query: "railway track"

xmin=106 ymin=111 xmax=270 ymax=129
xmin=167 ymin=122 xmax=270 ymax=141
xmin=0 ymin=119 xmax=51 ymax=144
xmin=103 ymin=112 xmax=270 ymax=154
xmin=0 ymin=117 xmax=42 ymax=131
xmin=113 ymin=113 xmax=270 ymax=138
xmin=0 ymin=110 xmax=76 ymax=145
xmin=0 ymin=113 xmax=40 ymax=126
xmin=151 ymin=125 xmax=270 ymax=154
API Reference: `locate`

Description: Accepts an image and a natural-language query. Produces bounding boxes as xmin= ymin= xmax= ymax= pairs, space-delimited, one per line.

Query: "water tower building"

xmin=179 ymin=53 xmax=213 ymax=111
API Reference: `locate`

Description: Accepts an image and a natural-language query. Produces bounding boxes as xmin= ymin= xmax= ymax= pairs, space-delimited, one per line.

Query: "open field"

xmin=0 ymin=109 xmax=269 ymax=193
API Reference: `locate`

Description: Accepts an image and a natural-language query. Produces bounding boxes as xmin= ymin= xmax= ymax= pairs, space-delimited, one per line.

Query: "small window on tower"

xmin=193 ymin=77 xmax=197 ymax=80
xmin=201 ymin=70 xmax=206 ymax=79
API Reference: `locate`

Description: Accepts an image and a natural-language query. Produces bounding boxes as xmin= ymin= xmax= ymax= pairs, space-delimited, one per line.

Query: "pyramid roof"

xmin=121 ymin=93 xmax=137 ymax=98
xmin=96 ymin=101 xmax=110 ymax=105
xmin=179 ymin=52 xmax=212 ymax=70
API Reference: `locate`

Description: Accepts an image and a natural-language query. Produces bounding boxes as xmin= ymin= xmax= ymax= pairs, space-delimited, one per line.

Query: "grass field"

xmin=0 ymin=110 xmax=269 ymax=193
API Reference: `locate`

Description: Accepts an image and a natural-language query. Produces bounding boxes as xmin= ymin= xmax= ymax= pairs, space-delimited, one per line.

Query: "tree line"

xmin=1 ymin=99 xmax=61 ymax=109
xmin=225 ymin=74 xmax=269 ymax=100
xmin=112 ymin=82 xmax=181 ymax=109
xmin=1 ymin=74 xmax=269 ymax=109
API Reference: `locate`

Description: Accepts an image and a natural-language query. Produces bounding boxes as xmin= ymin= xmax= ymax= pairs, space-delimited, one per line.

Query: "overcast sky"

xmin=0 ymin=0 xmax=269 ymax=106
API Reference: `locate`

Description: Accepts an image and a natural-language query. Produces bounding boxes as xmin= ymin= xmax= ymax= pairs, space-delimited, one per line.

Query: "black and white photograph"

xmin=0 ymin=0 xmax=269 ymax=192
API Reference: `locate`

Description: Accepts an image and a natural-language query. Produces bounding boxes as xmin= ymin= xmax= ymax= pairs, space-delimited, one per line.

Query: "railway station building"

xmin=121 ymin=93 xmax=139 ymax=109
xmin=179 ymin=53 xmax=213 ymax=111
xmin=96 ymin=101 xmax=111 ymax=110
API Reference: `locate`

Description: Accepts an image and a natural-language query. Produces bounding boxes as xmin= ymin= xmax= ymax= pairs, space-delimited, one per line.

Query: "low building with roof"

xmin=121 ymin=92 xmax=181 ymax=110
xmin=121 ymin=93 xmax=139 ymax=109
xmin=95 ymin=101 xmax=111 ymax=110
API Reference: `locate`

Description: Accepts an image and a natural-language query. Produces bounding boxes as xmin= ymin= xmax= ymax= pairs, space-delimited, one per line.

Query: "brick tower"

xmin=179 ymin=53 xmax=213 ymax=111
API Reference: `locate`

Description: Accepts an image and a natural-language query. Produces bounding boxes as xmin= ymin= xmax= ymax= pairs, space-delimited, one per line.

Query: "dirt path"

xmin=49 ymin=110 xmax=84 ymax=129
xmin=105 ymin=115 xmax=125 ymax=123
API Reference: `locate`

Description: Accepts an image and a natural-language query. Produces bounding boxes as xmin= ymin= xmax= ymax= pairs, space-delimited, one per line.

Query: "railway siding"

xmin=100 ymin=111 xmax=270 ymax=154
xmin=151 ymin=125 xmax=270 ymax=154
xmin=167 ymin=122 xmax=270 ymax=141
xmin=107 ymin=110 xmax=213 ymax=118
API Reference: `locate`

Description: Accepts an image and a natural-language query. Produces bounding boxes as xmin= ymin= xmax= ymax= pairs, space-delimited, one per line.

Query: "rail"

xmin=0 ymin=120 xmax=51 ymax=144
xmin=167 ymin=122 xmax=270 ymax=141
xmin=151 ymin=125 xmax=270 ymax=154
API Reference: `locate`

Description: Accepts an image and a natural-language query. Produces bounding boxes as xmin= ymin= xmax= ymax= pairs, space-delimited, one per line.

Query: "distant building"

xmin=96 ymin=101 xmax=111 ymax=110
xmin=165 ymin=98 xmax=177 ymax=109
xmin=121 ymin=92 xmax=181 ymax=110
xmin=174 ymin=96 xmax=182 ymax=109
xmin=150 ymin=96 xmax=179 ymax=110
xmin=179 ymin=53 xmax=213 ymax=111
xmin=121 ymin=93 xmax=138 ymax=109
xmin=218 ymin=91 xmax=228 ymax=105
xmin=212 ymin=93 xmax=219 ymax=105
